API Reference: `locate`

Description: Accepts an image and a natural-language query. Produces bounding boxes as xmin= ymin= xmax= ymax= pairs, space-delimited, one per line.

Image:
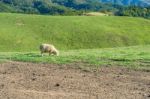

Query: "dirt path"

xmin=0 ymin=62 xmax=150 ymax=99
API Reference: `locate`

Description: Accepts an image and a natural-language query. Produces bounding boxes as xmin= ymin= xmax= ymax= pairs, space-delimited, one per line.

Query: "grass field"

xmin=0 ymin=45 xmax=149 ymax=70
xmin=0 ymin=13 xmax=150 ymax=51
xmin=0 ymin=13 xmax=150 ymax=70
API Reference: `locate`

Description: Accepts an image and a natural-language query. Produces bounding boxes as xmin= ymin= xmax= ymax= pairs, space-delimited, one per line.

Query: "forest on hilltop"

xmin=0 ymin=0 xmax=150 ymax=18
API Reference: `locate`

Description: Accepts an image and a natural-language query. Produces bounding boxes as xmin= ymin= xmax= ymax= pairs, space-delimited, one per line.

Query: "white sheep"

xmin=39 ymin=44 xmax=59 ymax=56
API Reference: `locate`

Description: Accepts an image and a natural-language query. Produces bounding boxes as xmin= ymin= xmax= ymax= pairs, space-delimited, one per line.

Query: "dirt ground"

xmin=0 ymin=61 xmax=150 ymax=99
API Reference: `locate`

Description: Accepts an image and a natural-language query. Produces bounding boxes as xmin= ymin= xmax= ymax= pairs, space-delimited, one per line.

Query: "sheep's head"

xmin=52 ymin=50 xmax=59 ymax=56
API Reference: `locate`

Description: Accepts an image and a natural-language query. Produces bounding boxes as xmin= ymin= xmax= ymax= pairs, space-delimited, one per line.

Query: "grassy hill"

xmin=0 ymin=13 xmax=150 ymax=51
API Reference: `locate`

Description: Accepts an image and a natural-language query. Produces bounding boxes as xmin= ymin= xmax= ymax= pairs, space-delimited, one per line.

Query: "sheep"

xmin=39 ymin=44 xmax=59 ymax=56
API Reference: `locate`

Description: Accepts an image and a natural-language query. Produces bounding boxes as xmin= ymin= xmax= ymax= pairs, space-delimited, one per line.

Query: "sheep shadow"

xmin=23 ymin=53 xmax=42 ymax=57
xmin=23 ymin=53 xmax=55 ymax=57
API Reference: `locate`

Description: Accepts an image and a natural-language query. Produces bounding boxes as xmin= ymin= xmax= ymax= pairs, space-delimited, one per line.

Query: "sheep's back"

xmin=40 ymin=44 xmax=54 ymax=52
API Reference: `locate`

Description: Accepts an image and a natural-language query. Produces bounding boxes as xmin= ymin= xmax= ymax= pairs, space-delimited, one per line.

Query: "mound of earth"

xmin=0 ymin=62 xmax=150 ymax=99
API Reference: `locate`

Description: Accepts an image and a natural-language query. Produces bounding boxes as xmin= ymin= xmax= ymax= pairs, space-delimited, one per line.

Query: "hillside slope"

xmin=0 ymin=13 xmax=150 ymax=51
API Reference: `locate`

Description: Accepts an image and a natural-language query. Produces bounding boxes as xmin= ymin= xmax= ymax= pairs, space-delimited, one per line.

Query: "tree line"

xmin=0 ymin=0 xmax=150 ymax=18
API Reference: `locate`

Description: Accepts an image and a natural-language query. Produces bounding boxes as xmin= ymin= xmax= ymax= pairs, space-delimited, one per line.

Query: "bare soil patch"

xmin=0 ymin=61 xmax=150 ymax=99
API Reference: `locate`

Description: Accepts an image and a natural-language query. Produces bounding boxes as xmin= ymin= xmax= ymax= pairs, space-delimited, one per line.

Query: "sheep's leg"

xmin=49 ymin=50 xmax=53 ymax=56
xmin=41 ymin=52 xmax=43 ymax=57
xmin=49 ymin=52 xmax=51 ymax=56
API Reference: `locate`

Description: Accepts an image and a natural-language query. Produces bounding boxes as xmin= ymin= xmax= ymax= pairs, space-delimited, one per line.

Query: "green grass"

xmin=0 ymin=13 xmax=150 ymax=70
xmin=0 ymin=45 xmax=149 ymax=70
xmin=0 ymin=13 xmax=150 ymax=51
